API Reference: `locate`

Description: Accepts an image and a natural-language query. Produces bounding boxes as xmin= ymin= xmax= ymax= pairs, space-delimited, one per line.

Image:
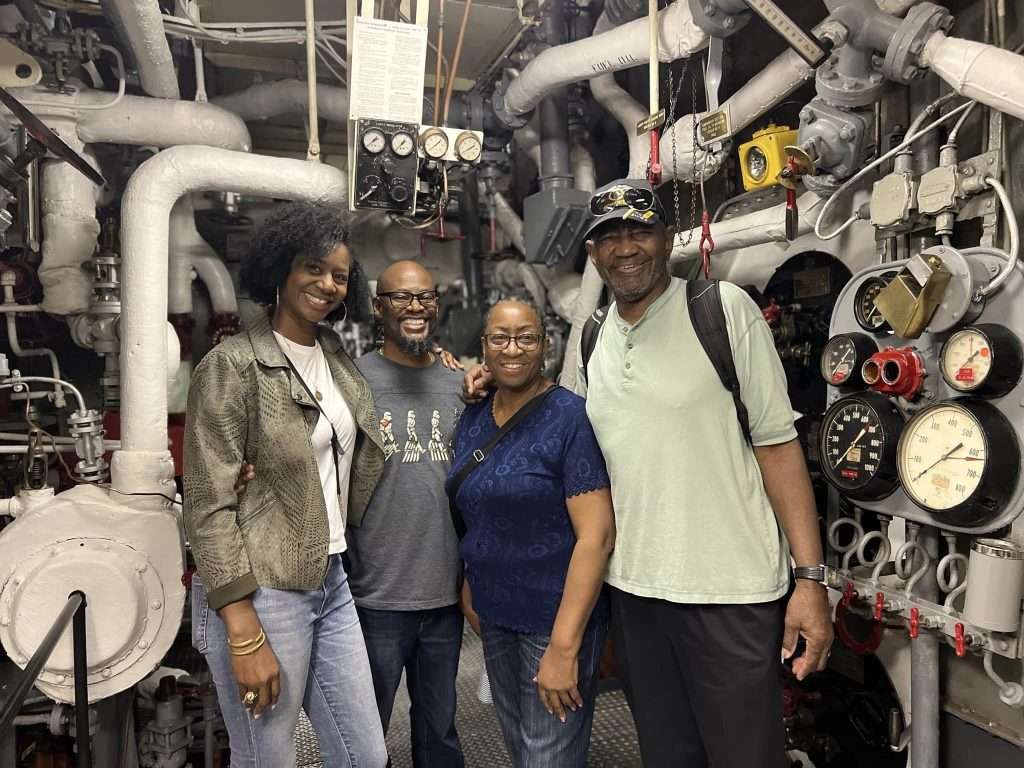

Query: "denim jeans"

xmin=356 ymin=604 xmax=465 ymax=768
xmin=192 ymin=555 xmax=388 ymax=768
xmin=480 ymin=619 xmax=607 ymax=768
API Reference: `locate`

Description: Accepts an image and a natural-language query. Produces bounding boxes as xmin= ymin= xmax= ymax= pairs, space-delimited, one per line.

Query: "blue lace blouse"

xmin=447 ymin=386 xmax=611 ymax=635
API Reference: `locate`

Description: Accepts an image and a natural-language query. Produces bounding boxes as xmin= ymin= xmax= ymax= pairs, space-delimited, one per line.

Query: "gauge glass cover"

xmin=362 ymin=129 xmax=386 ymax=154
xmin=821 ymin=337 xmax=857 ymax=385
xmin=854 ymin=276 xmax=890 ymax=332
xmin=898 ymin=404 xmax=986 ymax=511
xmin=746 ymin=146 xmax=768 ymax=181
xmin=941 ymin=328 xmax=992 ymax=392
xmin=422 ymin=130 xmax=449 ymax=159
xmin=823 ymin=401 xmax=885 ymax=490
xmin=391 ymin=132 xmax=415 ymax=156
xmin=455 ymin=134 xmax=482 ymax=162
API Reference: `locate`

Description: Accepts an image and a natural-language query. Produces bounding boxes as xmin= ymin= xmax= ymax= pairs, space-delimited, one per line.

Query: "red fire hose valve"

xmin=909 ymin=607 xmax=920 ymax=639
xmin=861 ymin=346 xmax=926 ymax=400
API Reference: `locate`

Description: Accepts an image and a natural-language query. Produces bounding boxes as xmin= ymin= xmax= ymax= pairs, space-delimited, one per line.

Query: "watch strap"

xmin=793 ymin=565 xmax=828 ymax=584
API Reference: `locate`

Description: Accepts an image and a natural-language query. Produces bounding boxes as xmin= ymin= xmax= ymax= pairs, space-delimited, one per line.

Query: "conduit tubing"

xmin=113 ymin=146 xmax=346 ymax=496
xmin=211 ymin=79 xmax=349 ymax=124
xmin=100 ymin=0 xmax=180 ymax=99
xmin=503 ymin=0 xmax=707 ymax=117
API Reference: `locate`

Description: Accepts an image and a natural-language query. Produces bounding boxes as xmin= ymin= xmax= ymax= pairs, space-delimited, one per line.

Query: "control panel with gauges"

xmin=352 ymin=119 xmax=420 ymax=212
xmin=819 ymin=244 xmax=1024 ymax=534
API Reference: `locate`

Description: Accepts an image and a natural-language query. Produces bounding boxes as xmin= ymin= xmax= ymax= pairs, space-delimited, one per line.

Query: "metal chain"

xmin=667 ymin=56 xmax=699 ymax=245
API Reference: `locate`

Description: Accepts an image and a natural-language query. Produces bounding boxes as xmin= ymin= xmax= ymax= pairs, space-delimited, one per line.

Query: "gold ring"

xmin=243 ymin=690 xmax=259 ymax=707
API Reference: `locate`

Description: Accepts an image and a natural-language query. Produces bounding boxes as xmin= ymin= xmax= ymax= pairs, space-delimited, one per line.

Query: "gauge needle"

xmin=835 ymin=346 xmax=853 ymax=371
xmin=833 ymin=427 xmax=867 ymax=468
xmin=913 ymin=442 xmax=964 ymax=482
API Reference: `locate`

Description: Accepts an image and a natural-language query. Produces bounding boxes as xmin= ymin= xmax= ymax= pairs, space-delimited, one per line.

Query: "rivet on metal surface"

xmin=139 ymin=640 xmax=149 ymax=649
xmin=102 ymin=668 xmax=112 ymax=678
xmin=151 ymin=601 xmax=162 ymax=610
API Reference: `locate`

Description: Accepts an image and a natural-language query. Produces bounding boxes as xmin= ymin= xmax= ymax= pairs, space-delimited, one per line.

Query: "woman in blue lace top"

xmin=447 ymin=298 xmax=615 ymax=768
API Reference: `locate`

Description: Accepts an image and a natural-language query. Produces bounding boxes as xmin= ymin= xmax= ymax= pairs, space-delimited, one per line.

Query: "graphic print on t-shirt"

xmin=428 ymin=410 xmax=449 ymax=461
xmin=403 ymin=410 xmax=426 ymax=463
xmin=379 ymin=407 xmax=458 ymax=464
xmin=380 ymin=410 xmax=399 ymax=460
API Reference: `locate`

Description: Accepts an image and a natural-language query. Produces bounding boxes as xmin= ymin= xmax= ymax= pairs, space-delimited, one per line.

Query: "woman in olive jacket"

xmin=183 ymin=202 xmax=388 ymax=767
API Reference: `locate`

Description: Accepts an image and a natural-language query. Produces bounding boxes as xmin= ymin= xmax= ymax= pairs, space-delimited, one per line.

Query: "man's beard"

xmin=397 ymin=334 xmax=434 ymax=356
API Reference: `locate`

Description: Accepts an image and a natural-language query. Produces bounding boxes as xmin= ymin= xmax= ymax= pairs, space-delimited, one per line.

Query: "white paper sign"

xmin=349 ymin=17 xmax=428 ymax=124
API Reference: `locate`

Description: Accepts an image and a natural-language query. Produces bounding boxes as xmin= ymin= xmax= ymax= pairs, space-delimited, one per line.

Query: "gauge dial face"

xmin=362 ymin=128 xmax=386 ymax=154
xmin=854 ymin=274 xmax=894 ymax=332
xmin=421 ymin=129 xmax=449 ymax=159
xmin=941 ymin=328 xmax=993 ymax=392
xmin=455 ymin=132 xmax=482 ymax=162
xmin=898 ymin=404 xmax=987 ymax=511
xmin=746 ymin=146 xmax=768 ymax=181
xmin=390 ymin=131 xmax=415 ymax=157
xmin=820 ymin=333 xmax=876 ymax=387
xmin=820 ymin=393 xmax=902 ymax=500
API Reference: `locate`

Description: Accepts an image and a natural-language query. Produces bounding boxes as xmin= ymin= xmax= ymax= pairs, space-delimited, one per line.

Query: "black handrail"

xmin=0 ymin=591 xmax=91 ymax=767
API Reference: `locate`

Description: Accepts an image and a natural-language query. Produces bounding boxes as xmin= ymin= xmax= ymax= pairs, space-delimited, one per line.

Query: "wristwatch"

xmin=793 ymin=565 xmax=828 ymax=585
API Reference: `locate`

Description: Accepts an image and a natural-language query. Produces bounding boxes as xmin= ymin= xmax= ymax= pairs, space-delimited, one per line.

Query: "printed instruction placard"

xmin=349 ymin=17 xmax=428 ymax=124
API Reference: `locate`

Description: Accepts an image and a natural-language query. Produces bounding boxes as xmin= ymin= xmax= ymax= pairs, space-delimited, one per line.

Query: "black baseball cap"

xmin=582 ymin=179 xmax=667 ymax=241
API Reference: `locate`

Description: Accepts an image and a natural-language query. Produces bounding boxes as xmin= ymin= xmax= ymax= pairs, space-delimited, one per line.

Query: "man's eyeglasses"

xmin=377 ymin=290 xmax=440 ymax=309
xmin=589 ymin=185 xmax=656 ymax=216
xmin=483 ymin=333 xmax=543 ymax=351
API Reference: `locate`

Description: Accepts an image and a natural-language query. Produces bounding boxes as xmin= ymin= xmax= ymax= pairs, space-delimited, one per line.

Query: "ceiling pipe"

xmin=111 ymin=146 xmax=346 ymax=499
xmin=99 ymin=0 xmax=180 ymax=99
xmin=211 ymin=79 xmax=350 ymax=124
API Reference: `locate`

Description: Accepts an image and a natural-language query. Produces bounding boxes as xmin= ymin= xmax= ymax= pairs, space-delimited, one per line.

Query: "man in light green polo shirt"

xmin=576 ymin=179 xmax=833 ymax=768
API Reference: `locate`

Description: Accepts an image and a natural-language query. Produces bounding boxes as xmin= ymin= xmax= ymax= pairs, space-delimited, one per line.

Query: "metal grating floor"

xmin=295 ymin=627 xmax=642 ymax=767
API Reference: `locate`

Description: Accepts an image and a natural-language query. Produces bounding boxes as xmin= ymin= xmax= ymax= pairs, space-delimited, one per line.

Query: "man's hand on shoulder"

xmin=462 ymin=363 xmax=493 ymax=404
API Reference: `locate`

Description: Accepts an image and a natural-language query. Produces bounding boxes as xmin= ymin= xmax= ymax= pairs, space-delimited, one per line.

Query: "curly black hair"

xmin=240 ymin=201 xmax=371 ymax=323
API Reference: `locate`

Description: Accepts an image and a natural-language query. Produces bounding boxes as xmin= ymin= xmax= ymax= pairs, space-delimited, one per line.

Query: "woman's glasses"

xmin=483 ymin=333 xmax=543 ymax=351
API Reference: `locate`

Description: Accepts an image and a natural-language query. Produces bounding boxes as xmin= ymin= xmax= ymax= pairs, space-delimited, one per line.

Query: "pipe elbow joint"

xmin=492 ymin=85 xmax=534 ymax=130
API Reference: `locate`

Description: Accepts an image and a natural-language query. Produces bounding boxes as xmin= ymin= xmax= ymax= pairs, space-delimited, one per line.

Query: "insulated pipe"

xmin=6 ymin=87 xmax=251 ymax=150
xmin=539 ymin=0 xmax=572 ymax=190
xmin=112 ymin=147 xmax=346 ymax=496
xmin=99 ymin=0 xmax=180 ymax=100
xmin=921 ymin=32 xmax=1024 ymax=122
xmin=211 ymin=79 xmax=349 ymax=124
xmin=670 ymin=190 xmax=826 ymax=260
xmin=503 ymin=0 xmax=707 ymax=117
xmin=491 ymin=191 xmax=525 ymax=255
xmin=191 ymin=253 xmax=238 ymax=316
xmin=168 ymin=196 xmax=238 ymax=315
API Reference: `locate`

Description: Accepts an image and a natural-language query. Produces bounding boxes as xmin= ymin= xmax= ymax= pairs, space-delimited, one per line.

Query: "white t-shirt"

xmin=274 ymin=332 xmax=356 ymax=554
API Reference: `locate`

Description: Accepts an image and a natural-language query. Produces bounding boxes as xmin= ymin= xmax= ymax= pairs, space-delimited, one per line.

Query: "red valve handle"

xmin=955 ymin=623 xmax=966 ymax=657
xmin=648 ymin=131 xmax=662 ymax=186
xmin=842 ymin=582 xmax=857 ymax=608
xmin=874 ymin=592 xmax=885 ymax=622
xmin=909 ymin=607 xmax=920 ymax=639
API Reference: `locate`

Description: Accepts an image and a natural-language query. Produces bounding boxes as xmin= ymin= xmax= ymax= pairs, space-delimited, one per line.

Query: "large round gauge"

xmin=390 ymin=130 xmax=415 ymax=157
xmin=940 ymin=324 xmax=1023 ymax=397
xmin=897 ymin=400 xmax=1020 ymax=526
xmin=820 ymin=392 xmax=905 ymax=501
xmin=821 ymin=333 xmax=877 ymax=388
xmin=420 ymin=127 xmax=449 ymax=160
xmin=361 ymin=128 xmax=386 ymax=154
xmin=454 ymin=131 xmax=482 ymax=163
xmin=854 ymin=273 xmax=895 ymax=333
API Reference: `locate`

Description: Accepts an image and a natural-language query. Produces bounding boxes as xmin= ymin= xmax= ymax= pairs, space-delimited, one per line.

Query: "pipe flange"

xmin=491 ymin=86 xmax=533 ymax=130
xmin=815 ymin=51 xmax=887 ymax=108
xmin=882 ymin=2 xmax=953 ymax=84
xmin=687 ymin=0 xmax=750 ymax=38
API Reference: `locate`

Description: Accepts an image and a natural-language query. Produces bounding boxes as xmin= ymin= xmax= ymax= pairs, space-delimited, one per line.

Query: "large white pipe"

xmin=99 ymin=0 xmax=180 ymax=99
xmin=669 ymin=190 xmax=826 ymax=261
xmin=6 ymin=87 xmax=251 ymax=151
xmin=921 ymin=32 xmax=1024 ymax=122
xmin=112 ymin=146 xmax=346 ymax=496
xmin=212 ymin=79 xmax=349 ymax=124
xmin=191 ymin=253 xmax=238 ymax=316
xmin=504 ymin=0 xmax=707 ymax=116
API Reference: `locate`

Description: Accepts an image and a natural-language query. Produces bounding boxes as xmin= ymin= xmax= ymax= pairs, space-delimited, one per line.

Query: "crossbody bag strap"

xmin=284 ymin=355 xmax=344 ymax=499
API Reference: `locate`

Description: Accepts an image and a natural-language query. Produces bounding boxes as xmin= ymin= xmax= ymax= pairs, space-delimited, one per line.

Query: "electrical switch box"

xmin=352 ymin=119 xmax=420 ymax=213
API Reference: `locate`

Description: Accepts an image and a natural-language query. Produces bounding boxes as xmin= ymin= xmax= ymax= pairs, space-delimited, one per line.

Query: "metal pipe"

xmin=99 ymin=0 xmax=180 ymax=99
xmin=458 ymin=169 xmax=485 ymax=298
xmin=211 ymin=80 xmax=348 ymax=124
xmin=443 ymin=0 xmax=473 ymax=125
xmin=539 ymin=0 xmax=572 ymax=190
xmin=304 ymin=0 xmax=321 ymax=161
xmin=0 ymin=592 xmax=84 ymax=742
xmin=910 ymin=525 xmax=941 ymax=768
xmin=72 ymin=591 xmax=90 ymax=768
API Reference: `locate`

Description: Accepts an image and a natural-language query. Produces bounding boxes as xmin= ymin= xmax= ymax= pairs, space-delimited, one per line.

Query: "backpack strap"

xmin=686 ymin=279 xmax=753 ymax=445
xmin=580 ymin=305 xmax=610 ymax=386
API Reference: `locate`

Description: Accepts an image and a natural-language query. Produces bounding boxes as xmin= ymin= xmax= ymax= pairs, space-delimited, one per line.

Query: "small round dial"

xmin=746 ymin=146 xmax=768 ymax=182
xmin=361 ymin=128 xmax=386 ymax=154
xmin=454 ymin=131 xmax=482 ymax=163
xmin=940 ymin=324 xmax=1022 ymax=397
xmin=420 ymin=128 xmax=449 ymax=160
xmin=819 ymin=392 xmax=904 ymax=501
xmin=897 ymin=400 xmax=1020 ymax=526
xmin=821 ymin=333 xmax=877 ymax=388
xmin=390 ymin=131 xmax=415 ymax=157
xmin=357 ymin=174 xmax=381 ymax=203
xmin=854 ymin=273 xmax=895 ymax=333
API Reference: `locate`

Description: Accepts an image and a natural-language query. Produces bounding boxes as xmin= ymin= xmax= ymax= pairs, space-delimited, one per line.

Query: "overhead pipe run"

xmin=211 ymin=79 xmax=350 ymax=124
xmin=921 ymin=33 xmax=1024 ymax=122
xmin=112 ymin=146 xmax=347 ymax=499
xmin=99 ymin=0 xmax=180 ymax=100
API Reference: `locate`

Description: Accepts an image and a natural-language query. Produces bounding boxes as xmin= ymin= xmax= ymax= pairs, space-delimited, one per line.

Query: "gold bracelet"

xmin=227 ymin=629 xmax=265 ymax=653
xmin=229 ymin=633 xmax=267 ymax=657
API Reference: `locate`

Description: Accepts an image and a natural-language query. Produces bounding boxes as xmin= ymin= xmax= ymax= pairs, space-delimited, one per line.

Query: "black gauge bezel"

xmin=819 ymin=392 xmax=904 ymax=501
xmin=897 ymin=399 xmax=1021 ymax=527
xmin=820 ymin=332 xmax=878 ymax=388
xmin=939 ymin=324 xmax=1023 ymax=397
xmin=853 ymin=273 xmax=895 ymax=333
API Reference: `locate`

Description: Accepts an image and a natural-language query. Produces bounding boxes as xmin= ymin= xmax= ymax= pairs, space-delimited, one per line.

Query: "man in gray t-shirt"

xmin=348 ymin=260 xmax=465 ymax=767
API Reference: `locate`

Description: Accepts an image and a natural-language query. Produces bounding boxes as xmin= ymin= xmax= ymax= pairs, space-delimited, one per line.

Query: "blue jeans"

xmin=481 ymin=619 xmax=607 ymax=768
xmin=192 ymin=555 xmax=388 ymax=768
xmin=357 ymin=604 xmax=465 ymax=768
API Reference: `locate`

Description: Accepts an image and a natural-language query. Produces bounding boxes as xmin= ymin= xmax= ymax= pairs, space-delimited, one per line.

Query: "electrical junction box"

xmin=352 ymin=119 xmax=420 ymax=213
xmin=739 ymin=124 xmax=798 ymax=191
xmin=523 ymin=187 xmax=592 ymax=266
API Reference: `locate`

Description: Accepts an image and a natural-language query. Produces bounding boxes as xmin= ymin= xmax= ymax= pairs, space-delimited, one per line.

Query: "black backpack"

xmin=579 ymin=279 xmax=752 ymax=445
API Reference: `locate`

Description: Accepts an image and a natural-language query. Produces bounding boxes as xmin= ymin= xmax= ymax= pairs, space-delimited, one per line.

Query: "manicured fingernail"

xmin=254 ymin=713 xmax=261 ymax=720
xmin=560 ymin=716 xmax=566 ymax=723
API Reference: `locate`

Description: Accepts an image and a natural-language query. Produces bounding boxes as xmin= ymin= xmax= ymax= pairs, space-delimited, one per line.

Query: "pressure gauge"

xmin=390 ymin=131 xmax=415 ymax=157
xmin=854 ymin=273 xmax=895 ymax=333
xmin=746 ymin=146 xmax=768 ymax=182
xmin=420 ymin=127 xmax=450 ymax=160
xmin=821 ymin=333 xmax=877 ymax=387
xmin=819 ymin=392 xmax=904 ymax=501
xmin=897 ymin=400 xmax=1020 ymax=526
xmin=940 ymin=324 xmax=1023 ymax=397
xmin=454 ymin=131 xmax=482 ymax=163
xmin=361 ymin=128 xmax=386 ymax=154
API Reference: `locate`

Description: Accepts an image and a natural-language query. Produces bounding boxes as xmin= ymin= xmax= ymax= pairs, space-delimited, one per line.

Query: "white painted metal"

xmin=211 ymin=79 xmax=350 ymax=124
xmin=100 ymin=0 xmax=180 ymax=99
xmin=922 ymin=32 xmax=1024 ymax=123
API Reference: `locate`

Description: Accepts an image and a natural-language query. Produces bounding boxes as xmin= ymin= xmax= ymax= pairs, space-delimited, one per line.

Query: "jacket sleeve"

xmin=182 ymin=350 xmax=258 ymax=610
